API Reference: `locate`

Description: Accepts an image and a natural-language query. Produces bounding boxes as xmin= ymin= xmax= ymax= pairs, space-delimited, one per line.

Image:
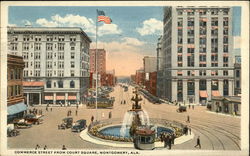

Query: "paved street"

xmin=8 ymin=85 xmax=240 ymax=150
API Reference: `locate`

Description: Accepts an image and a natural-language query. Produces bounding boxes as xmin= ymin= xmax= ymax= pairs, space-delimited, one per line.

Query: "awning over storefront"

xmin=212 ymin=91 xmax=221 ymax=97
xmin=68 ymin=96 xmax=77 ymax=100
xmin=56 ymin=96 xmax=65 ymax=100
xmin=23 ymin=81 xmax=44 ymax=87
xmin=7 ymin=102 xmax=27 ymax=115
xmin=200 ymin=91 xmax=208 ymax=98
xmin=45 ymin=96 xmax=53 ymax=100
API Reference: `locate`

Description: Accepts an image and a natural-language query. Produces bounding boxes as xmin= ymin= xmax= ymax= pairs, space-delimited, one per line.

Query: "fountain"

xmin=86 ymin=86 xmax=187 ymax=149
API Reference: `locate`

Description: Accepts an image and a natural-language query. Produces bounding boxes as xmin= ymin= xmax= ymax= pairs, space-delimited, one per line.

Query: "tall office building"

xmin=163 ymin=7 xmax=234 ymax=104
xmin=156 ymin=36 xmax=165 ymax=98
xmin=7 ymin=27 xmax=91 ymax=105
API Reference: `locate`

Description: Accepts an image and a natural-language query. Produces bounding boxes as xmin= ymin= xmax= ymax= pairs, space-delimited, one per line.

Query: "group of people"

xmin=28 ymin=108 xmax=43 ymax=115
xmin=35 ymin=144 xmax=67 ymax=150
xmin=160 ymin=132 xmax=176 ymax=149
xmin=120 ymin=100 xmax=126 ymax=104
xmin=67 ymin=110 xmax=72 ymax=116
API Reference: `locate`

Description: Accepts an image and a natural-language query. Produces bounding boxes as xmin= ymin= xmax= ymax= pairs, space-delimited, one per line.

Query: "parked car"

xmin=58 ymin=117 xmax=73 ymax=129
xmin=23 ymin=114 xmax=43 ymax=125
xmin=176 ymin=106 xmax=187 ymax=112
xmin=7 ymin=124 xmax=20 ymax=137
xmin=71 ymin=119 xmax=87 ymax=132
xmin=13 ymin=119 xmax=32 ymax=129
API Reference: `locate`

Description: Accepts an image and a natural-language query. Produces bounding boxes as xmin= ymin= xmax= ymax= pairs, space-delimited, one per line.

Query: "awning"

xmin=8 ymin=102 xmax=27 ymax=115
xmin=68 ymin=96 xmax=77 ymax=100
xmin=212 ymin=91 xmax=221 ymax=97
xmin=45 ymin=96 xmax=53 ymax=100
xmin=200 ymin=91 xmax=208 ymax=98
xmin=56 ymin=96 xmax=65 ymax=100
xmin=23 ymin=81 xmax=44 ymax=87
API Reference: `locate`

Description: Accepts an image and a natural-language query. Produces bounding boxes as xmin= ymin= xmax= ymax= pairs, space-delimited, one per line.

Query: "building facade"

xmin=7 ymin=54 xmax=26 ymax=123
xmin=156 ymin=36 xmax=165 ymax=98
xmin=234 ymin=56 xmax=241 ymax=95
xmin=8 ymin=27 xmax=91 ymax=105
xmin=135 ymin=69 xmax=145 ymax=86
xmin=163 ymin=7 xmax=234 ymax=104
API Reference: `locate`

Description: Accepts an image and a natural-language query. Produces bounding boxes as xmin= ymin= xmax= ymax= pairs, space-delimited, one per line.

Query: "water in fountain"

xmin=120 ymin=110 xmax=150 ymax=137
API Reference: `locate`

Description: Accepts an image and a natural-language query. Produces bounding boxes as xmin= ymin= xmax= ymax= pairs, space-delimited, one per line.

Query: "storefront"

xmin=7 ymin=102 xmax=27 ymax=123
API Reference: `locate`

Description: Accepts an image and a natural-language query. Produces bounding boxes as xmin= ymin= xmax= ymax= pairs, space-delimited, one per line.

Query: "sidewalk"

xmin=206 ymin=110 xmax=241 ymax=118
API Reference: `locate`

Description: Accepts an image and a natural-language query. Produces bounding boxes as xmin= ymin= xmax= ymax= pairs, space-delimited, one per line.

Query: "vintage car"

xmin=71 ymin=119 xmax=87 ymax=132
xmin=176 ymin=106 xmax=187 ymax=112
xmin=7 ymin=124 xmax=20 ymax=137
xmin=58 ymin=117 xmax=73 ymax=129
xmin=23 ymin=114 xmax=44 ymax=125
xmin=13 ymin=119 xmax=32 ymax=129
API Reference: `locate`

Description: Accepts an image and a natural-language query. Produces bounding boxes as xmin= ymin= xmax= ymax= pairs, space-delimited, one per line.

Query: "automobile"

xmin=71 ymin=119 xmax=87 ymax=132
xmin=7 ymin=124 xmax=20 ymax=137
xmin=13 ymin=119 xmax=32 ymax=129
xmin=176 ymin=106 xmax=187 ymax=112
xmin=23 ymin=114 xmax=43 ymax=125
xmin=58 ymin=117 xmax=73 ymax=129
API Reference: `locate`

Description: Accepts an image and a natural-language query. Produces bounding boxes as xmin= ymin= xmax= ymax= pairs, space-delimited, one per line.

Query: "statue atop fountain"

xmin=130 ymin=88 xmax=142 ymax=111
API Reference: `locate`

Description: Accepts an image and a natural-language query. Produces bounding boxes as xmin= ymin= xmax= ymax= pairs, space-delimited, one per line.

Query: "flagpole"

xmin=95 ymin=9 xmax=98 ymax=122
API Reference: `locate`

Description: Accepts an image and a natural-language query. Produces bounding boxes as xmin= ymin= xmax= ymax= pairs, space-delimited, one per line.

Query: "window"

xmin=178 ymin=29 xmax=183 ymax=36
xmin=46 ymin=81 xmax=51 ymax=88
xmin=200 ymin=38 xmax=206 ymax=45
xmin=223 ymin=37 xmax=228 ymax=44
xmin=199 ymin=79 xmax=207 ymax=90
xmin=211 ymin=63 xmax=218 ymax=67
xmin=58 ymin=70 xmax=64 ymax=77
xmin=34 ymin=52 xmax=41 ymax=59
xmin=236 ymin=80 xmax=240 ymax=88
xmin=70 ymin=80 xmax=75 ymax=88
xmin=187 ymin=10 xmax=194 ymax=15
xmin=35 ymin=35 xmax=41 ymax=42
xmin=211 ymin=38 xmax=218 ymax=44
xmin=178 ymin=37 xmax=183 ymax=44
xmin=58 ymin=43 xmax=65 ymax=51
xmin=187 ymin=38 xmax=194 ymax=44
xmin=71 ymin=52 xmax=75 ymax=59
xmin=187 ymin=80 xmax=195 ymax=95
xmin=223 ymin=17 xmax=229 ymax=26
xmin=34 ymin=70 xmax=40 ymax=77
xmin=187 ymin=48 xmax=194 ymax=53
xmin=46 ymin=35 xmax=53 ymax=41
xmin=223 ymin=9 xmax=229 ymax=15
xmin=211 ymin=70 xmax=218 ymax=76
xmin=46 ymin=43 xmax=53 ymax=51
xmin=23 ymin=35 xmax=30 ymax=41
xmin=58 ymin=36 xmax=65 ymax=42
xmin=199 ymin=47 xmax=206 ymax=53
xmin=178 ymin=46 xmax=183 ymax=53
xmin=187 ymin=54 xmax=194 ymax=67
xmin=30 ymin=70 xmax=32 ymax=76
xmin=47 ymin=52 xmax=53 ymax=59
xmin=58 ymin=81 xmax=63 ymax=88
xmin=58 ymin=52 xmax=64 ymax=60
xmin=177 ymin=55 xmax=182 ymax=61
xmin=187 ymin=29 xmax=194 ymax=36
xmin=187 ymin=18 xmax=194 ymax=26
xmin=34 ymin=43 xmax=41 ymax=51
xmin=177 ymin=10 xmax=183 ymax=15
xmin=236 ymin=70 xmax=240 ymax=77
xmin=47 ymin=61 xmax=52 ymax=69
xmin=211 ymin=55 xmax=218 ymax=61
xmin=211 ymin=80 xmax=219 ymax=90
xmin=23 ymin=43 xmax=29 ymax=51
xmin=199 ymin=55 xmax=206 ymax=61
xmin=223 ymin=29 xmax=228 ymax=35
xmin=71 ymin=61 xmax=75 ymax=68
xmin=10 ymin=43 xmax=18 ymax=51
xmin=211 ymin=29 xmax=218 ymax=36
xmin=71 ymin=46 xmax=75 ymax=50
xmin=177 ymin=18 xmax=183 ymax=26
xmin=47 ymin=70 xmax=52 ymax=77
xmin=58 ymin=61 xmax=64 ymax=69
xmin=211 ymin=10 xmax=218 ymax=15
xmin=71 ymin=70 xmax=75 ymax=77
xmin=199 ymin=70 xmax=206 ymax=76
xmin=211 ymin=17 xmax=218 ymax=26
xmin=34 ymin=61 xmax=40 ymax=69
xmin=70 ymin=36 xmax=76 ymax=41
xmin=54 ymin=82 xmax=56 ymax=87
xmin=223 ymin=56 xmax=228 ymax=63
xmin=223 ymin=70 xmax=228 ymax=76
xmin=200 ymin=29 xmax=206 ymax=35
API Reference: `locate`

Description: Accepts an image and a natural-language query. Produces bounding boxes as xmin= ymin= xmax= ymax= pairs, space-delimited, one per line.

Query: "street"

xmin=8 ymin=85 xmax=241 ymax=150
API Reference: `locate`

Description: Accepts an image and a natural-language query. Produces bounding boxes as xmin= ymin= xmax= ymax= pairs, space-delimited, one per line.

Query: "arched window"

xmin=58 ymin=80 xmax=63 ymax=88
xmin=46 ymin=81 xmax=51 ymax=88
xmin=70 ymin=80 xmax=75 ymax=88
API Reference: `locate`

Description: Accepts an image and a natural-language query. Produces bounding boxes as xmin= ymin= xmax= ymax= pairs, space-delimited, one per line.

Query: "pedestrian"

xmin=67 ymin=111 xmax=69 ymax=117
xmin=164 ymin=134 xmax=169 ymax=148
xmin=50 ymin=107 xmax=52 ymax=112
xmin=187 ymin=115 xmax=190 ymax=123
xmin=35 ymin=144 xmax=40 ymax=150
xmin=109 ymin=111 xmax=112 ymax=119
xmin=62 ymin=145 xmax=67 ymax=150
xmin=44 ymin=145 xmax=47 ymax=150
xmin=189 ymin=127 xmax=192 ymax=135
xmin=91 ymin=116 xmax=94 ymax=122
xmin=168 ymin=135 xmax=172 ymax=149
xmin=192 ymin=105 xmax=194 ymax=110
xmin=121 ymin=101 xmax=123 ymax=104
xmin=124 ymin=100 xmax=126 ymax=104
xmin=46 ymin=106 xmax=48 ymax=111
xmin=189 ymin=104 xmax=191 ymax=109
xmin=75 ymin=110 xmax=78 ymax=116
xmin=160 ymin=133 xmax=164 ymax=142
xmin=194 ymin=136 xmax=201 ymax=149
xmin=76 ymin=104 xmax=79 ymax=109
xmin=69 ymin=110 xmax=72 ymax=116
xmin=171 ymin=133 xmax=176 ymax=144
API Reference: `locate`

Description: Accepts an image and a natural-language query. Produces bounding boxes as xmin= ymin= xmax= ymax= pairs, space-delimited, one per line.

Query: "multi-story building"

xmin=89 ymin=49 xmax=106 ymax=88
xmin=234 ymin=55 xmax=241 ymax=95
xmin=8 ymin=27 xmax=91 ymax=105
xmin=163 ymin=7 xmax=234 ymax=104
xmin=156 ymin=36 xmax=165 ymax=98
xmin=135 ymin=69 xmax=145 ymax=86
xmin=7 ymin=54 xmax=26 ymax=123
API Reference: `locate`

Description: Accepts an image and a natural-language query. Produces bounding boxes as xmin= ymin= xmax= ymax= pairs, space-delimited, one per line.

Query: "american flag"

xmin=97 ymin=10 xmax=112 ymax=24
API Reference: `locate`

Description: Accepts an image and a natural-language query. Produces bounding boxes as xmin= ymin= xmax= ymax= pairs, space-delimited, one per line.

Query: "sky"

xmin=8 ymin=6 xmax=241 ymax=76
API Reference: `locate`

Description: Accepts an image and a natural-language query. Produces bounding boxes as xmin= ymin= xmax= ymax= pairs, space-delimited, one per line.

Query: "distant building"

xmin=156 ymin=36 xmax=165 ymax=98
xmin=7 ymin=54 xmax=26 ymax=123
xmin=8 ymin=27 xmax=91 ymax=105
xmin=130 ymin=74 xmax=136 ymax=83
xmin=89 ymin=49 xmax=106 ymax=88
xmin=143 ymin=56 xmax=157 ymax=73
xmin=234 ymin=56 xmax=241 ymax=95
xmin=162 ymin=6 xmax=234 ymax=104
xmin=101 ymin=70 xmax=116 ymax=87
xmin=135 ymin=69 xmax=145 ymax=86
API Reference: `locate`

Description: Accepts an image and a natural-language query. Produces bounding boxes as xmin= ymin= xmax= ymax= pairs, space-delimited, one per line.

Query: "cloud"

xmin=36 ymin=14 xmax=121 ymax=36
xmin=22 ymin=20 xmax=32 ymax=26
xmin=136 ymin=18 xmax=163 ymax=36
xmin=90 ymin=37 xmax=148 ymax=76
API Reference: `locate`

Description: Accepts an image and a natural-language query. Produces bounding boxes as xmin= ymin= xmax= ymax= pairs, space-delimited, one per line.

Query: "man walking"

xmin=187 ymin=115 xmax=190 ymax=123
xmin=75 ymin=110 xmax=78 ymax=116
xmin=194 ymin=136 xmax=201 ymax=149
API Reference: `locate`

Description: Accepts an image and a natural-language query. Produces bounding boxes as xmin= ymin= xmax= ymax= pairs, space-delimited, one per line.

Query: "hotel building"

xmin=8 ymin=27 xmax=91 ymax=105
xmin=162 ymin=6 xmax=234 ymax=104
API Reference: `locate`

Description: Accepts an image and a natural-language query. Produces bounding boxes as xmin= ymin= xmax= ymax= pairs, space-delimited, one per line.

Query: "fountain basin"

xmin=99 ymin=124 xmax=174 ymax=139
